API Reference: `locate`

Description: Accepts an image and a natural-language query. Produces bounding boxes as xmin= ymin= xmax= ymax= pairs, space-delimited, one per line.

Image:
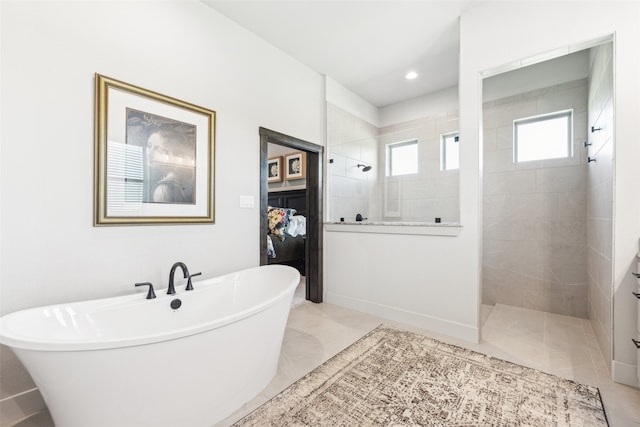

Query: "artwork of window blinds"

xmin=106 ymin=141 xmax=144 ymax=211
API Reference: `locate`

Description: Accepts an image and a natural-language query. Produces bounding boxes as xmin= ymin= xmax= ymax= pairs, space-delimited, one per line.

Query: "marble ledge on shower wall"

xmin=324 ymin=221 xmax=462 ymax=236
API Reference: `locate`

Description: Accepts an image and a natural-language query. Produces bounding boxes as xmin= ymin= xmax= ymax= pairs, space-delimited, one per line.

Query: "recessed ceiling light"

xmin=405 ymin=71 xmax=418 ymax=80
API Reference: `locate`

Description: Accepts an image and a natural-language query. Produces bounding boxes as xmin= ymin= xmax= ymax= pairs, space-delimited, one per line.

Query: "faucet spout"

xmin=168 ymin=262 xmax=190 ymax=295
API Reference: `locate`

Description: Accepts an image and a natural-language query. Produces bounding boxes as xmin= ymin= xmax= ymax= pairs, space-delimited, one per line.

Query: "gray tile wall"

xmin=327 ymin=103 xmax=379 ymax=222
xmin=586 ymin=43 xmax=614 ymax=365
xmin=327 ymin=102 xmax=460 ymax=223
xmin=482 ymin=79 xmax=590 ymax=318
xmin=378 ymin=114 xmax=460 ymax=222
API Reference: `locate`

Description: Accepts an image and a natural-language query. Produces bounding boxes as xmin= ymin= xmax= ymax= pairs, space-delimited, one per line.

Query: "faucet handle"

xmin=135 ymin=282 xmax=157 ymax=299
xmin=186 ymin=272 xmax=202 ymax=291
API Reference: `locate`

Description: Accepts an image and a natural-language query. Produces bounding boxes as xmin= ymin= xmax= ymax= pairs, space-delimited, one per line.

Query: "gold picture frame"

xmin=284 ymin=151 xmax=306 ymax=180
xmin=94 ymin=74 xmax=215 ymax=225
xmin=267 ymin=156 xmax=283 ymax=183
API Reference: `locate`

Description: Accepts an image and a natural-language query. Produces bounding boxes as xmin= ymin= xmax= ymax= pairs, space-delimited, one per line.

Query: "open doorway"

xmin=259 ymin=127 xmax=323 ymax=303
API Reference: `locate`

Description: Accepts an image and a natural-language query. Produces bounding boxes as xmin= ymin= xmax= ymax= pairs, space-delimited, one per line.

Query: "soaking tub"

xmin=0 ymin=264 xmax=300 ymax=427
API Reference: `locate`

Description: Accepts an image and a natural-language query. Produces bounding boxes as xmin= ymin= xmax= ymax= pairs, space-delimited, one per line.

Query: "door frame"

xmin=259 ymin=127 xmax=323 ymax=303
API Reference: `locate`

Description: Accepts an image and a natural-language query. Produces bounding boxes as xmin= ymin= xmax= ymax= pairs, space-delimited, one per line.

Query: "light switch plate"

xmin=239 ymin=195 xmax=254 ymax=208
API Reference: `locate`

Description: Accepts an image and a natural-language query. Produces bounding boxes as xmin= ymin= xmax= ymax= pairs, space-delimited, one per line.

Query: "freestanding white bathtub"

xmin=0 ymin=264 xmax=300 ymax=427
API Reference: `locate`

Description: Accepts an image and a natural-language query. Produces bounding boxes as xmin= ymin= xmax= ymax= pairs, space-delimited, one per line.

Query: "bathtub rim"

xmin=0 ymin=264 xmax=300 ymax=352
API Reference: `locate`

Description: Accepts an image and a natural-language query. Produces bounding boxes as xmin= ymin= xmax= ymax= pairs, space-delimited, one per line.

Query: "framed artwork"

xmin=267 ymin=156 xmax=283 ymax=183
xmin=284 ymin=151 xmax=306 ymax=180
xmin=94 ymin=73 xmax=215 ymax=225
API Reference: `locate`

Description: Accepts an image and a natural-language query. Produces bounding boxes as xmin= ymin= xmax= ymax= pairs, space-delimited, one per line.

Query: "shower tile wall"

xmin=327 ymin=103 xmax=378 ymax=222
xmin=482 ymin=79 xmax=589 ymax=318
xmin=378 ymin=113 xmax=459 ymax=222
xmin=327 ymin=102 xmax=460 ymax=223
xmin=586 ymin=44 xmax=613 ymax=365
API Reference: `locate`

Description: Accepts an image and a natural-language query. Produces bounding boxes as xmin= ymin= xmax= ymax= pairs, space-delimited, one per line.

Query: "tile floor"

xmin=10 ymin=282 xmax=640 ymax=426
xmin=218 ymin=298 xmax=640 ymax=426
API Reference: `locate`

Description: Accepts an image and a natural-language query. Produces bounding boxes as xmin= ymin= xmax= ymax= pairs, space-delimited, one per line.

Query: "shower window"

xmin=514 ymin=110 xmax=573 ymax=163
xmin=441 ymin=132 xmax=459 ymax=171
xmin=387 ymin=139 xmax=418 ymax=176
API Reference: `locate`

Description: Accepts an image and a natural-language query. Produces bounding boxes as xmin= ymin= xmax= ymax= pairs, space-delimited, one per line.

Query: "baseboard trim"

xmin=325 ymin=292 xmax=479 ymax=343
xmin=612 ymin=360 xmax=639 ymax=388
xmin=0 ymin=388 xmax=46 ymax=426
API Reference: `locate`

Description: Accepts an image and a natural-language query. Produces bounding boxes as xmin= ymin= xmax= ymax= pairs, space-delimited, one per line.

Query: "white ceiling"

xmin=203 ymin=1 xmax=484 ymax=108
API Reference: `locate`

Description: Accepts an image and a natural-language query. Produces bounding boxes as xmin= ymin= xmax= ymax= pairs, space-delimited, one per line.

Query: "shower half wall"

xmin=482 ymin=78 xmax=589 ymax=318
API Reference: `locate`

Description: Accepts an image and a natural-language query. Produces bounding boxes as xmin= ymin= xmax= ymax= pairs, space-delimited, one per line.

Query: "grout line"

xmin=0 ymin=387 xmax=39 ymax=404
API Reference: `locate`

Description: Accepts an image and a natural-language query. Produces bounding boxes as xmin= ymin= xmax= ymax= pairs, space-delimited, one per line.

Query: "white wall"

xmin=326 ymin=76 xmax=379 ymax=127
xmin=460 ymin=1 xmax=640 ymax=386
xmin=0 ymin=0 xmax=323 ymax=311
xmin=0 ymin=1 xmax=324 ymax=422
xmin=325 ymin=82 xmax=478 ymax=343
xmin=379 ymin=85 xmax=458 ymax=128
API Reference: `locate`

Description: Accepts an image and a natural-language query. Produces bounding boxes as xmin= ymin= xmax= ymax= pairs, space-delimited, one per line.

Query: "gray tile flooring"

xmin=219 ymin=300 xmax=640 ymax=426
xmin=9 ymin=283 xmax=640 ymax=426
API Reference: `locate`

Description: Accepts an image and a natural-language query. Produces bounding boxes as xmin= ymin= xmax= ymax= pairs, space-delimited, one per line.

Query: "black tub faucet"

xmin=186 ymin=272 xmax=202 ymax=291
xmin=135 ymin=282 xmax=156 ymax=299
xmin=168 ymin=262 xmax=190 ymax=295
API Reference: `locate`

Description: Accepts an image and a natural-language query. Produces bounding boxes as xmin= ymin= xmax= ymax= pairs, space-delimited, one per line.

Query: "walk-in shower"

xmin=327 ymin=103 xmax=460 ymax=223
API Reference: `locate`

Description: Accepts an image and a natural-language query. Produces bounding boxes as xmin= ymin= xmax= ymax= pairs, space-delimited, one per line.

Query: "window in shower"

xmin=514 ymin=110 xmax=573 ymax=163
xmin=386 ymin=139 xmax=418 ymax=176
xmin=441 ymin=131 xmax=459 ymax=171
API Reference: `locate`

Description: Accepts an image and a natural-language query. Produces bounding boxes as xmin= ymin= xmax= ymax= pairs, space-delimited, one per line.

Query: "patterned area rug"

xmin=234 ymin=325 xmax=608 ymax=426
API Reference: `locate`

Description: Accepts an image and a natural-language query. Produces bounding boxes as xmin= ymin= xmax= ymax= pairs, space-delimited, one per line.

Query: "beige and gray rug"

xmin=234 ymin=325 xmax=608 ymax=426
